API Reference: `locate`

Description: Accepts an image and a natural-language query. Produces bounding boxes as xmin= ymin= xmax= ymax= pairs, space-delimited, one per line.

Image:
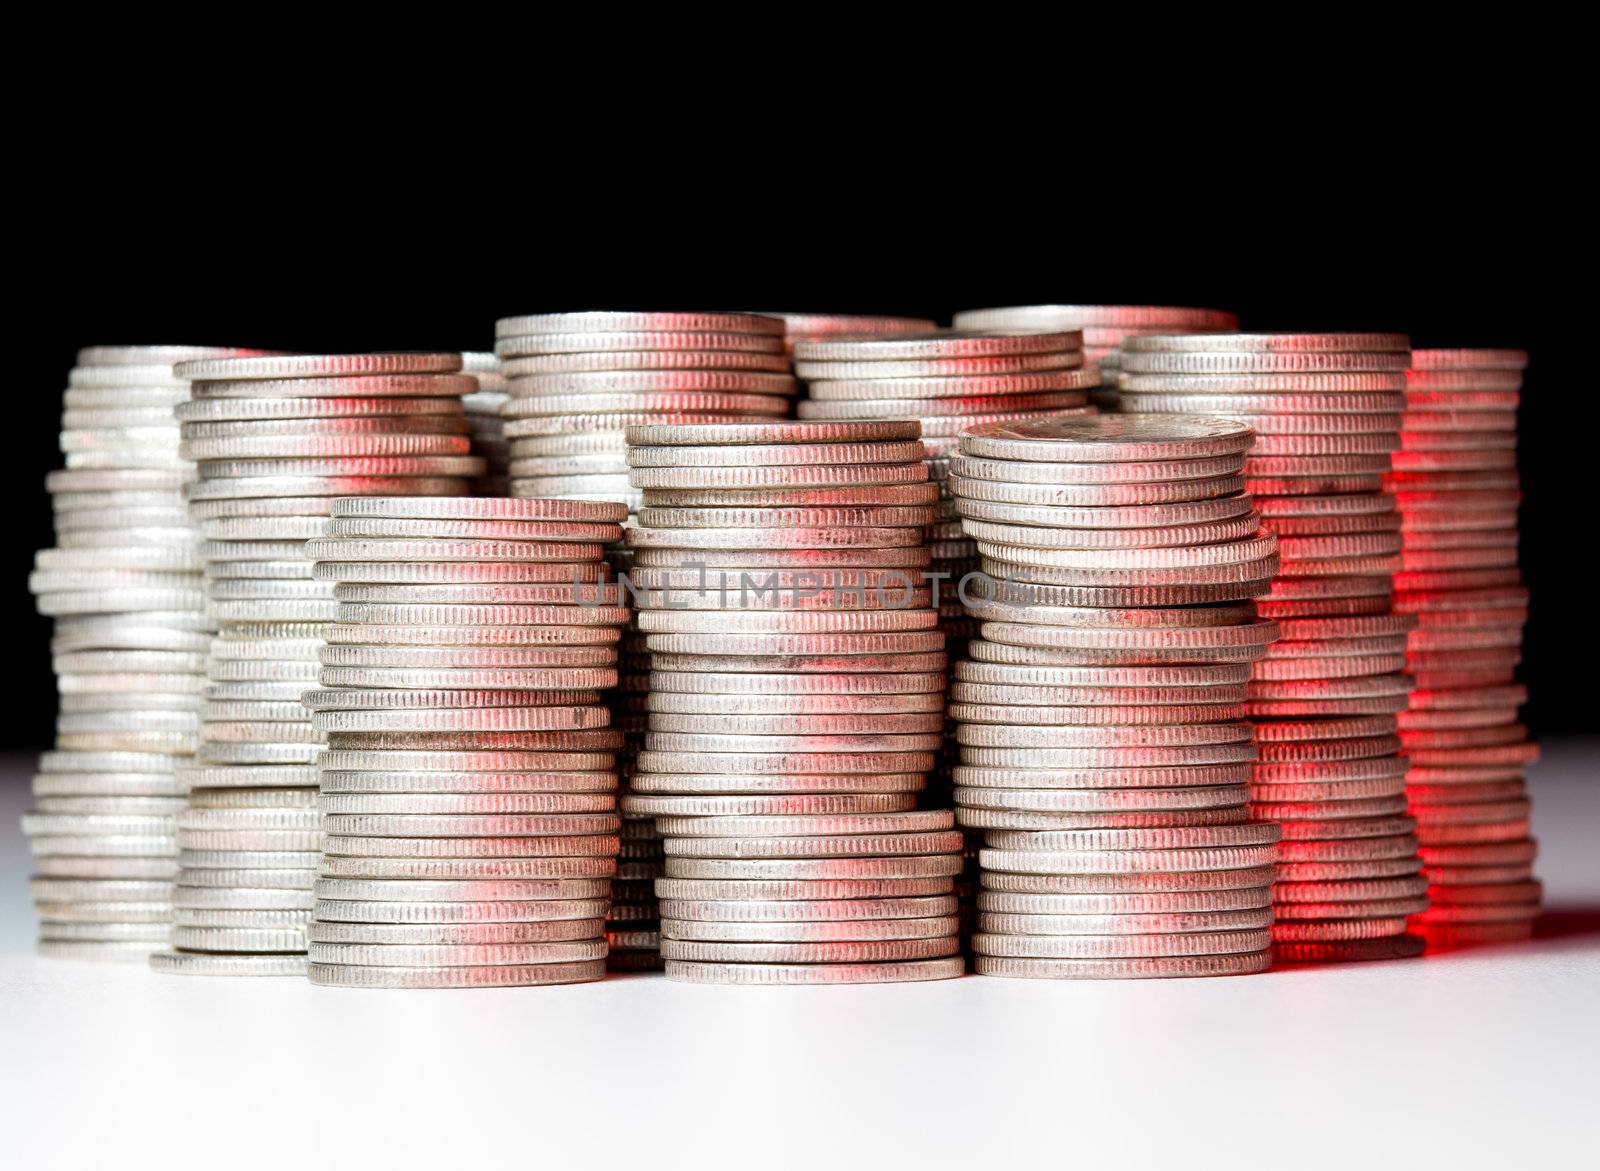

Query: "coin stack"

xmin=792 ymin=329 xmax=1099 ymax=925
xmin=26 ymin=345 xmax=253 ymax=961
xmin=495 ymin=310 xmax=804 ymax=970
xmin=296 ymin=497 xmax=629 ymax=988
xmin=767 ymin=312 xmax=938 ymax=353
xmin=946 ymin=415 xmax=1282 ymax=979
xmin=461 ymin=352 xmax=510 ymax=493
xmin=152 ymin=353 xmax=482 ymax=977
xmin=497 ymin=311 xmax=797 ymax=514
xmin=1388 ymin=349 xmax=1540 ymax=948
xmin=1118 ymin=334 xmax=1430 ymax=963
xmin=952 ymin=305 xmax=1240 ymax=408
xmin=620 ymin=421 xmax=965 ymax=985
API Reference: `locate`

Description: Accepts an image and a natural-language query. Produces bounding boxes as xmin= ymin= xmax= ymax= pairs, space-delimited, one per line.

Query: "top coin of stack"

xmin=496 ymin=311 xmax=798 ymax=515
xmin=460 ymin=352 xmax=510 ymax=494
xmin=952 ymin=305 xmax=1240 ymax=407
xmin=619 ymin=421 xmax=966 ymax=985
xmin=1388 ymin=349 xmax=1540 ymax=948
xmin=152 ymin=353 xmax=483 ymax=978
xmin=1117 ymin=333 xmax=1428 ymax=963
xmin=302 ymin=496 xmax=630 ymax=989
xmin=27 ymin=345 xmax=259 ymax=962
xmin=946 ymin=414 xmax=1282 ymax=979
xmin=764 ymin=312 xmax=938 ymax=353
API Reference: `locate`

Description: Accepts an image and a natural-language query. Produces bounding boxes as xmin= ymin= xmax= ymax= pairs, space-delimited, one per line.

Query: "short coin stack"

xmin=153 ymin=353 xmax=482 ymax=977
xmin=952 ymin=305 xmax=1240 ymax=408
xmin=461 ymin=352 xmax=510 ymax=493
xmin=769 ymin=312 xmax=937 ymax=353
xmin=1118 ymin=333 xmax=1429 ymax=963
xmin=621 ymin=421 xmax=965 ymax=985
xmin=27 ymin=345 xmax=251 ymax=961
xmin=497 ymin=311 xmax=797 ymax=514
xmin=1389 ymin=349 xmax=1540 ymax=947
xmin=301 ymin=496 xmax=630 ymax=988
xmin=947 ymin=414 xmax=1282 ymax=979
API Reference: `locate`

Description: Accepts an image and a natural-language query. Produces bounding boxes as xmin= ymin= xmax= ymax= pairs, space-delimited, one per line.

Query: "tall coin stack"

xmin=153 ymin=353 xmax=482 ymax=977
xmin=947 ymin=415 xmax=1282 ymax=979
xmin=300 ymin=497 xmax=629 ymax=988
xmin=27 ymin=345 xmax=252 ymax=961
xmin=1118 ymin=334 xmax=1430 ymax=963
xmin=792 ymin=329 xmax=1098 ymax=929
xmin=461 ymin=352 xmax=510 ymax=494
xmin=496 ymin=310 xmax=801 ymax=970
xmin=498 ymin=311 xmax=796 ymax=513
xmin=1389 ymin=349 xmax=1540 ymax=947
xmin=952 ymin=305 xmax=1240 ymax=408
xmin=621 ymin=421 xmax=966 ymax=985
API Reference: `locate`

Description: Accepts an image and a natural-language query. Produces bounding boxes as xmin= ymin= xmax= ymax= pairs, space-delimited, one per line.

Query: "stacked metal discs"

xmin=153 ymin=353 xmax=482 ymax=977
xmin=497 ymin=311 xmax=796 ymax=514
xmin=947 ymin=414 xmax=1282 ymax=979
xmin=26 ymin=345 xmax=250 ymax=961
xmin=460 ymin=352 xmax=510 ymax=493
xmin=1388 ymin=349 xmax=1540 ymax=947
xmin=300 ymin=497 xmax=629 ymax=988
xmin=952 ymin=305 xmax=1240 ymax=408
xmin=792 ymin=329 xmax=1099 ymax=927
xmin=792 ymin=330 xmax=1096 ymax=659
xmin=1118 ymin=333 xmax=1429 ymax=963
xmin=620 ymin=421 xmax=965 ymax=985
xmin=768 ymin=312 xmax=937 ymax=353
xmin=495 ymin=310 xmax=804 ymax=970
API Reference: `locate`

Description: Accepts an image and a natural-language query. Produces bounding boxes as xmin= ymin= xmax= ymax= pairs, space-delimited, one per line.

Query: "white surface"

xmin=1 ymin=743 xmax=1596 ymax=1171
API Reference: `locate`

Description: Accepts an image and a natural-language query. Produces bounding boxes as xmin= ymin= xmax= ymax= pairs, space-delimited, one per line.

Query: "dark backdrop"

xmin=9 ymin=201 xmax=1586 ymax=747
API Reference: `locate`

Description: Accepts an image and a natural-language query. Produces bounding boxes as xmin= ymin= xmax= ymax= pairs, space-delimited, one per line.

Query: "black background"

xmin=9 ymin=184 xmax=1588 ymax=748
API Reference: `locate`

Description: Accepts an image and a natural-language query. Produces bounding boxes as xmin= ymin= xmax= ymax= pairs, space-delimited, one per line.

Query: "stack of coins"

xmin=1118 ymin=334 xmax=1429 ymax=963
xmin=767 ymin=312 xmax=937 ymax=353
xmin=497 ymin=311 xmax=796 ymax=514
xmin=1388 ymin=349 xmax=1540 ymax=947
xmin=299 ymin=497 xmax=629 ymax=988
xmin=792 ymin=330 xmax=1098 ymax=926
xmin=621 ymin=421 xmax=966 ymax=985
xmin=792 ymin=330 xmax=1095 ymax=655
xmin=152 ymin=353 xmax=482 ymax=977
xmin=495 ymin=310 xmax=805 ymax=970
xmin=460 ymin=352 xmax=510 ymax=493
xmin=952 ymin=305 xmax=1240 ymax=408
xmin=947 ymin=414 xmax=1282 ymax=979
xmin=26 ymin=345 xmax=253 ymax=961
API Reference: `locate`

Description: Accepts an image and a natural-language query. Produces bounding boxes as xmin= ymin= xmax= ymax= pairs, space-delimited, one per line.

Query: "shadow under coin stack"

xmin=621 ymin=422 xmax=965 ymax=985
xmin=496 ymin=311 xmax=802 ymax=971
xmin=952 ymin=305 xmax=1240 ymax=409
xmin=1388 ymin=349 xmax=1540 ymax=948
xmin=300 ymin=497 xmax=629 ymax=988
xmin=153 ymin=353 xmax=482 ymax=977
xmin=460 ymin=352 xmax=510 ymax=494
xmin=1117 ymin=333 xmax=1429 ymax=964
xmin=947 ymin=415 xmax=1282 ymax=979
xmin=27 ymin=345 xmax=253 ymax=961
